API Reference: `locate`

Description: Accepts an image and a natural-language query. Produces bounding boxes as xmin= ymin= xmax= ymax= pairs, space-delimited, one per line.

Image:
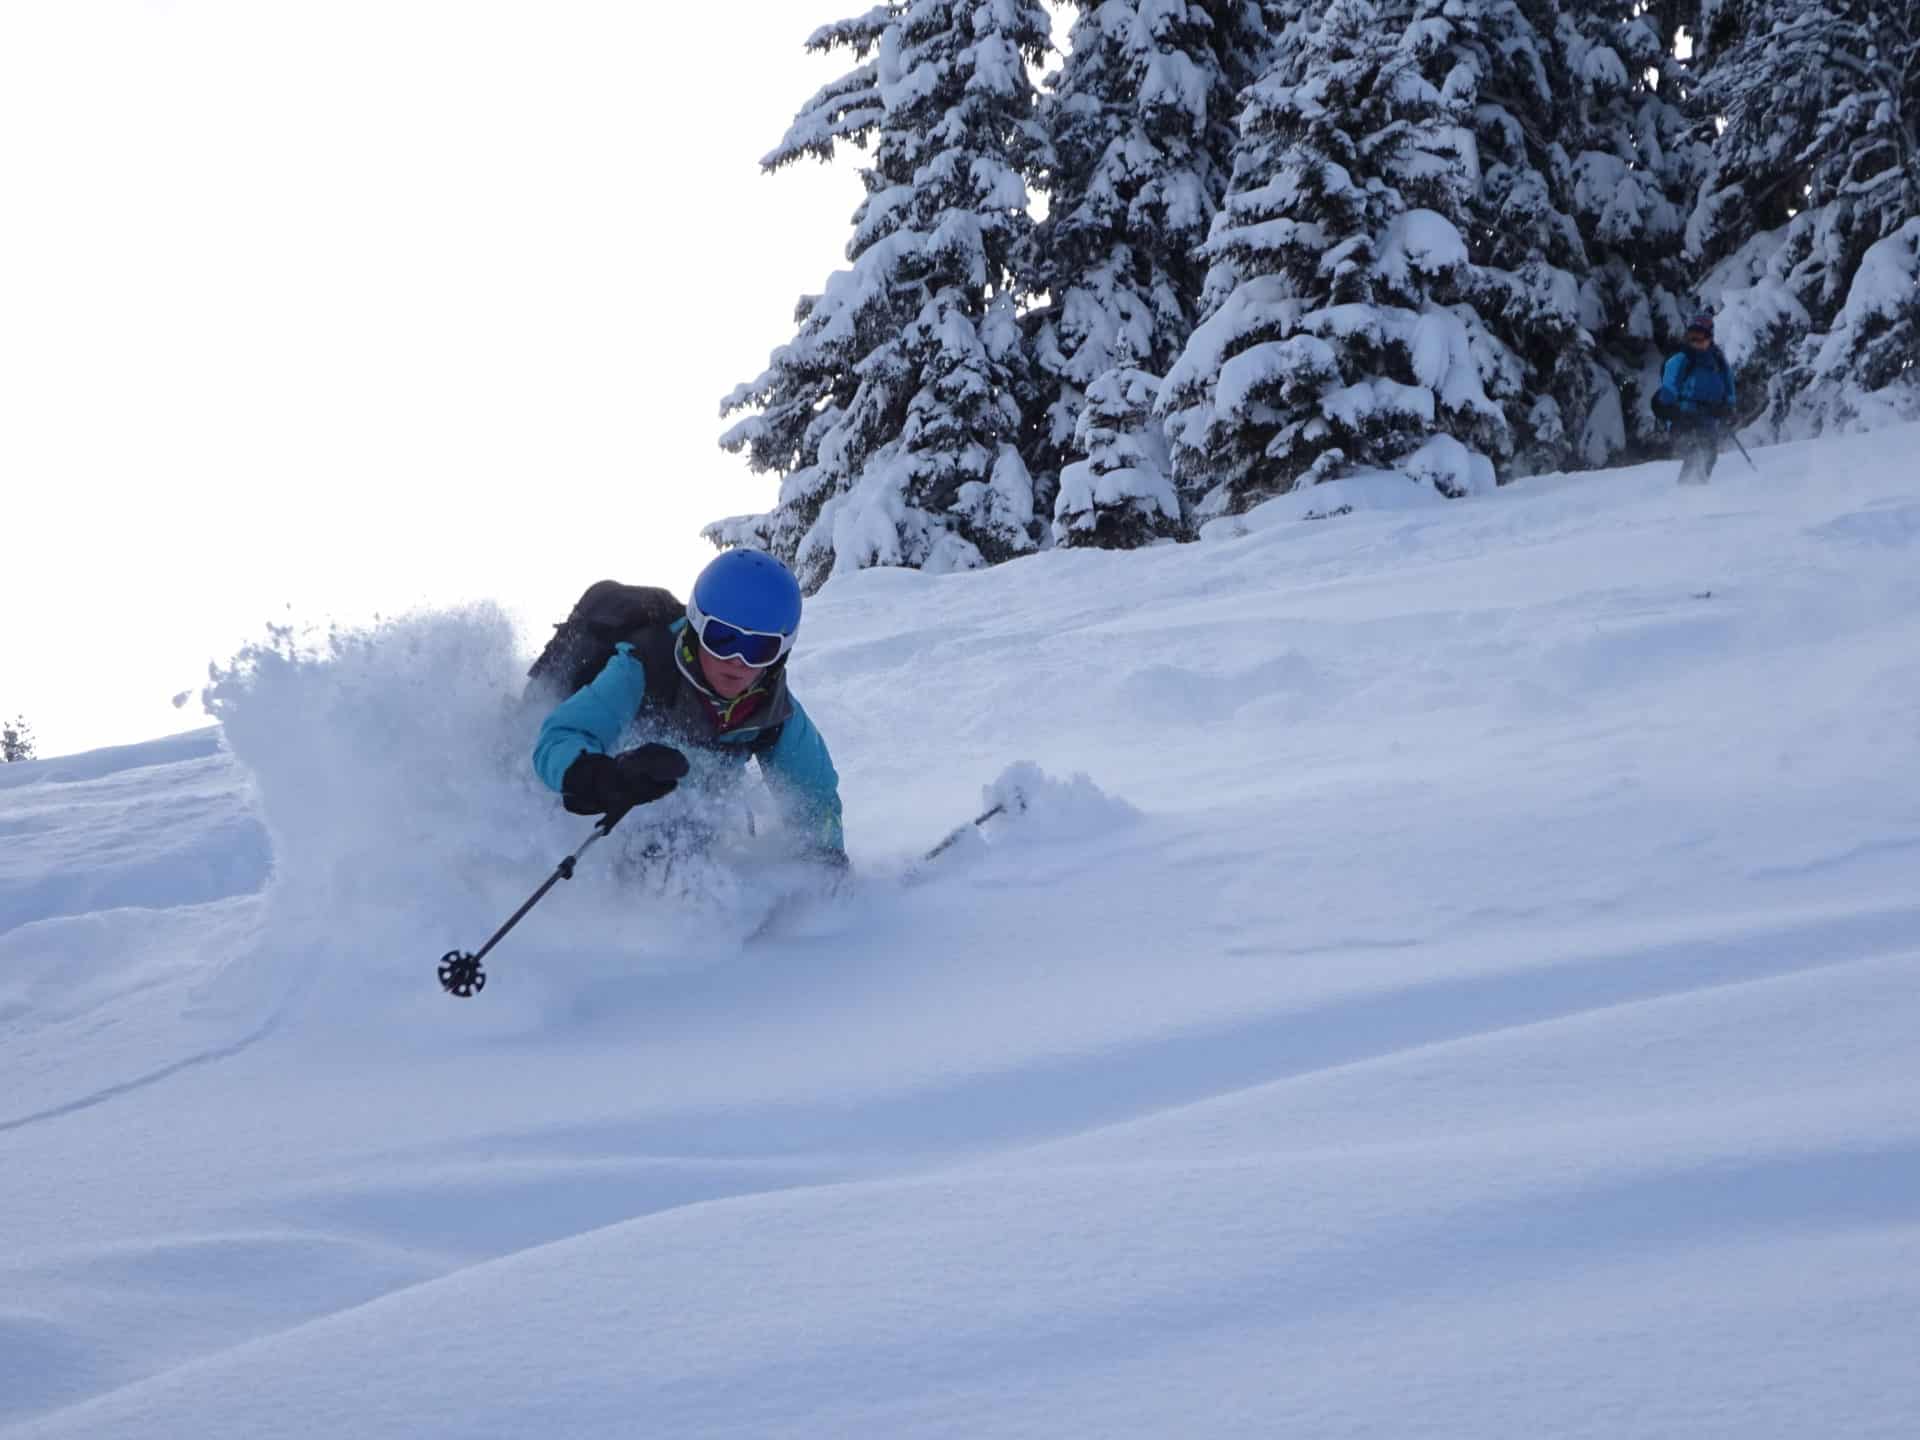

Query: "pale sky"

xmin=3 ymin=2 xmax=997 ymax=756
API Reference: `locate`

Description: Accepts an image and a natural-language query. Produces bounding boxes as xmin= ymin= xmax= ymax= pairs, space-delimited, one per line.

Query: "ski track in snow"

xmin=4 ymin=426 xmax=1920 ymax=1436
xmin=0 ymin=1018 xmax=280 ymax=1137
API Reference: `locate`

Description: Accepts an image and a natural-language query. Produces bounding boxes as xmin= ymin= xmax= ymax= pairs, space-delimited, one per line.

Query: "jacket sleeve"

xmin=531 ymin=645 xmax=649 ymax=793
xmin=1657 ymin=352 xmax=1685 ymax=406
xmin=758 ymin=697 xmax=845 ymax=854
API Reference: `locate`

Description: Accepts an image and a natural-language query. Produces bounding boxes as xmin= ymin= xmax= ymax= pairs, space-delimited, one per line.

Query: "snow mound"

xmin=986 ymin=762 xmax=1138 ymax=841
xmin=0 ymin=738 xmax=266 ymax=935
xmin=1197 ymin=466 xmax=1451 ymax=540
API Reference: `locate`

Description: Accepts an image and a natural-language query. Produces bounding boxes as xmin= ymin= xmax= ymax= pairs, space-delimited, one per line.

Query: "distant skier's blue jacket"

xmin=1657 ymin=346 xmax=1736 ymax=419
xmin=533 ymin=622 xmax=843 ymax=852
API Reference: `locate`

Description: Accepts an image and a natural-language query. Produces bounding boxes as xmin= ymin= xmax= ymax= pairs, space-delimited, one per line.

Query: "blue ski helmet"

xmin=687 ymin=549 xmax=803 ymax=667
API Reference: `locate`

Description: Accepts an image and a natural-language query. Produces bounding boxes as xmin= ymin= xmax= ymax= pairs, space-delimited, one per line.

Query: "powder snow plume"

xmin=197 ymin=608 xmax=786 ymax=1038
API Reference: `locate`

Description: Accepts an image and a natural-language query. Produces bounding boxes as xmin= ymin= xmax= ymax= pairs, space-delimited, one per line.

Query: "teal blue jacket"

xmin=1658 ymin=346 xmax=1736 ymax=417
xmin=533 ymin=627 xmax=844 ymax=853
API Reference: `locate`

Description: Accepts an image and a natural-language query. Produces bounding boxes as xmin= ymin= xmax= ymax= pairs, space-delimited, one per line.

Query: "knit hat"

xmin=1685 ymin=311 xmax=1715 ymax=339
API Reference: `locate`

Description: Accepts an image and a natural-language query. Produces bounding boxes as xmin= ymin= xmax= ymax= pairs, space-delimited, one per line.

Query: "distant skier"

xmin=530 ymin=549 xmax=846 ymax=866
xmin=1653 ymin=312 xmax=1738 ymax=485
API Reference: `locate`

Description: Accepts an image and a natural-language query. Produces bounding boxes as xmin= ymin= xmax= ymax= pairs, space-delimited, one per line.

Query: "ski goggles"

xmin=685 ymin=598 xmax=795 ymax=668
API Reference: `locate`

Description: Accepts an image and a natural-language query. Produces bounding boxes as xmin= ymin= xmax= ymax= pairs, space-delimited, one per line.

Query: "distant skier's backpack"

xmin=525 ymin=580 xmax=684 ymax=703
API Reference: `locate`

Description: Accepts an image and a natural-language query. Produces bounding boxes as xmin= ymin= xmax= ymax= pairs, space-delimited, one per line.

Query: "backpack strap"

xmin=624 ymin=624 xmax=683 ymax=717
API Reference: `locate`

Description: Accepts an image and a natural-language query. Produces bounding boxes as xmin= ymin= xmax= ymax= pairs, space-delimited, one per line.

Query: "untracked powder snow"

xmin=4 ymin=425 xmax=1920 ymax=1437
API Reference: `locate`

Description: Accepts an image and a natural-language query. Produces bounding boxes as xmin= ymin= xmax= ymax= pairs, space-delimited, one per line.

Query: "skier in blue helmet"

xmin=1653 ymin=311 xmax=1738 ymax=485
xmin=530 ymin=549 xmax=846 ymax=864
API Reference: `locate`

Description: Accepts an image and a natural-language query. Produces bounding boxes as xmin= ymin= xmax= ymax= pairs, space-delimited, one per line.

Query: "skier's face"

xmin=697 ymin=646 xmax=765 ymax=699
xmin=1686 ymin=330 xmax=1711 ymax=349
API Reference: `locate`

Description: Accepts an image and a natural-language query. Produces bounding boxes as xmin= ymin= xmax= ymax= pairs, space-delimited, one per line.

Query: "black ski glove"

xmin=562 ymin=744 xmax=690 ymax=819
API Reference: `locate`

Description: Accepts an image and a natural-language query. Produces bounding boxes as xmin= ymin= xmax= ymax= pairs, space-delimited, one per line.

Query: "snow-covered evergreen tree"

xmin=1691 ymin=0 xmax=1920 ymax=433
xmin=1556 ymin=3 xmax=1706 ymax=460
xmin=2 ymin=714 xmax=34 ymax=763
xmin=1800 ymin=218 xmax=1920 ymax=418
xmin=1434 ymin=0 xmax=1598 ymax=477
xmin=1053 ymin=367 xmax=1180 ymax=545
xmin=1030 ymin=1 xmax=1277 ymax=543
xmin=1159 ymin=0 xmax=1517 ymax=513
xmin=712 ymin=2 xmax=1053 ymax=590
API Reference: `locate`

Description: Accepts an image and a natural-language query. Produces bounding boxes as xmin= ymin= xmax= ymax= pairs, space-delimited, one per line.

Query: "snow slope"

xmin=4 ymin=428 xmax=1919 ymax=1437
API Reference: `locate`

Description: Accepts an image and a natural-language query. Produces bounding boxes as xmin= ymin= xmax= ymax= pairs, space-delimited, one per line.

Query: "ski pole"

xmin=1725 ymin=425 xmax=1758 ymax=472
xmin=921 ymin=787 xmax=1031 ymax=863
xmin=437 ymin=815 xmax=621 ymax=997
xmin=923 ymin=804 xmax=1007 ymax=862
